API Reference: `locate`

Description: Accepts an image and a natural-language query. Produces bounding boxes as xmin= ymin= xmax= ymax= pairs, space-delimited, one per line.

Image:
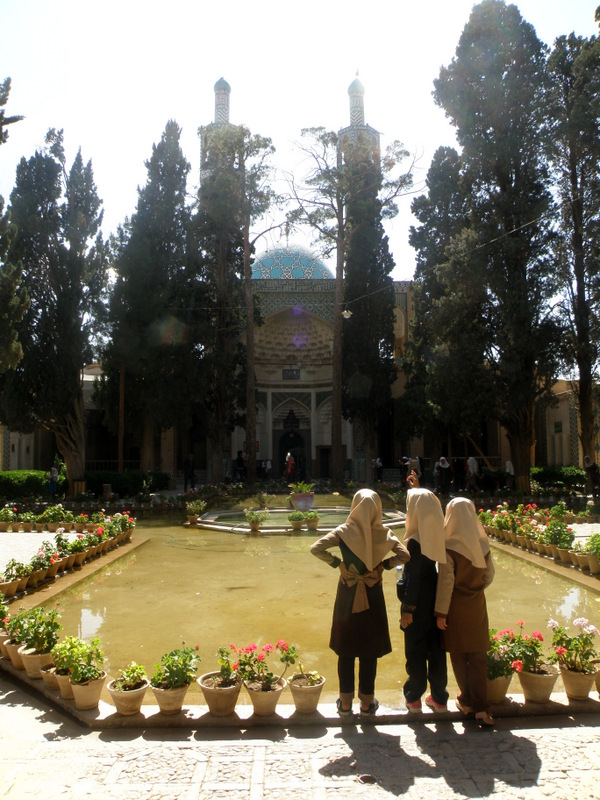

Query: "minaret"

xmin=337 ymin=76 xmax=380 ymax=163
xmin=348 ymin=77 xmax=365 ymax=127
xmin=214 ymin=77 xmax=231 ymax=125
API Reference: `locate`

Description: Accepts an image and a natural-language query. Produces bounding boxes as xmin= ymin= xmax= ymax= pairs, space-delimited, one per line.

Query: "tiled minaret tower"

xmin=338 ymin=76 xmax=380 ymax=162
xmin=214 ymin=77 xmax=231 ymax=125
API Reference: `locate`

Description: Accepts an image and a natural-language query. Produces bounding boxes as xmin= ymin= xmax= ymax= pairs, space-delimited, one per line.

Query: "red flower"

xmin=257 ymin=652 xmax=265 ymax=662
xmin=511 ymin=660 xmax=523 ymax=673
xmin=531 ymin=631 xmax=544 ymax=641
xmin=516 ymin=619 xmax=525 ymax=627
xmin=233 ymin=661 xmax=239 ymax=671
xmin=555 ymin=646 xmax=567 ymax=656
xmin=261 ymin=643 xmax=274 ymax=653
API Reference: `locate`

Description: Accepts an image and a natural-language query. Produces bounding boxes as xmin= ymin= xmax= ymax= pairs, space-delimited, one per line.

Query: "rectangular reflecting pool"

xmin=50 ymin=519 xmax=600 ymax=706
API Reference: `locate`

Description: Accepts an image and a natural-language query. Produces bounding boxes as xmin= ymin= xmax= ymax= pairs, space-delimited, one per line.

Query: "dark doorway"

xmin=279 ymin=432 xmax=305 ymax=481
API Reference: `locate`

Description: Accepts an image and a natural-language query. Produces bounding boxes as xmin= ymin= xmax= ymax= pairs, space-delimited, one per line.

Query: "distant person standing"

xmin=375 ymin=457 xmax=383 ymax=483
xmin=47 ymin=466 xmax=58 ymax=497
xmin=584 ymin=456 xmax=600 ymax=500
xmin=465 ymin=456 xmax=479 ymax=493
xmin=505 ymin=460 xmax=515 ymax=490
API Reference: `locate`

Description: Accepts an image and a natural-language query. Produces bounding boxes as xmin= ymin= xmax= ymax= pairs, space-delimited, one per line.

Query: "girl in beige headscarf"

xmin=311 ymin=489 xmax=409 ymax=717
xmin=435 ymin=497 xmax=495 ymax=727
xmin=400 ymin=476 xmax=448 ymax=713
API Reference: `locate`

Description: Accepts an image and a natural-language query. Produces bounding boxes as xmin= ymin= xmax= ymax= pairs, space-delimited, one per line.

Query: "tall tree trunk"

xmin=53 ymin=391 xmax=86 ymax=495
xmin=331 ymin=203 xmax=345 ymax=484
xmin=506 ymin=406 xmax=534 ymax=494
xmin=140 ymin=412 xmax=154 ymax=472
xmin=243 ymin=213 xmax=256 ymax=485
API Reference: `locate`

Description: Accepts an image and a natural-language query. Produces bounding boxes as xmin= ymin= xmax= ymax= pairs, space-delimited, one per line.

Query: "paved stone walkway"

xmin=2 ymin=676 xmax=600 ymax=800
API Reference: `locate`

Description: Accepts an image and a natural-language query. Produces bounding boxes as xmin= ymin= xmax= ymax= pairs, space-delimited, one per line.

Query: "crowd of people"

xmin=311 ymin=473 xmax=495 ymax=728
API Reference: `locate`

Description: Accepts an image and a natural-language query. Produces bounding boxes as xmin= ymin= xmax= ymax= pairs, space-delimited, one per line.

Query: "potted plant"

xmin=4 ymin=608 xmax=35 ymax=669
xmin=585 ymin=533 xmax=600 ymax=575
xmin=185 ymin=499 xmax=206 ymax=523
xmin=17 ymin=606 xmax=62 ymax=679
xmin=68 ymin=636 xmax=106 ymax=709
xmin=244 ymin=508 xmax=270 ymax=532
xmin=51 ymin=635 xmax=81 ymax=699
xmin=3 ymin=558 xmax=32 ymax=594
xmin=289 ymin=481 xmax=316 ymax=511
xmin=40 ymin=504 xmax=66 ymax=532
xmin=233 ymin=640 xmax=297 ymax=716
xmin=510 ymin=620 xmax=558 ymax=703
xmin=487 ymin=628 xmax=516 ymax=704
xmin=548 ymin=617 xmax=599 ymax=699
xmin=74 ymin=513 xmax=88 ymax=533
xmin=287 ymin=654 xmax=326 ymax=714
xmin=0 ymin=505 xmax=17 ymax=531
xmin=0 ymin=591 xmax=10 ymax=657
xmin=197 ymin=645 xmax=243 ymax=716
xmin=150 ymin=643 xmax=201 ymax=714
xmin=303 ymin=510 xmax=320 ymax=531
xmin=17 ymin=509 xmax=36 ymax=532
xmin=287 ymin=510 xmax=305 ymax=531
xmin=254 ymin=492 xmax=275 ymax=509
xmin=107 ymin=661 xmax=149 ymax=715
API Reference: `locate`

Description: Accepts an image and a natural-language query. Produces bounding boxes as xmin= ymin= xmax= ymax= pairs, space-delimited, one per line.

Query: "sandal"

xmin=475 ymin=711 xmax=495 ymax=728
xmin=336 ymin=698 xmax=353 ymax=716
xmin=359 ymin=699 xmax=379 ymax=717
xmin=455 ymin=699 xmax=474 ymax=716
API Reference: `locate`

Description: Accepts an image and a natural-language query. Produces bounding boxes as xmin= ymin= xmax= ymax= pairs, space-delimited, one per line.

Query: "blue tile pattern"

xmin=252 ymin=247 xmax=334 ymax=280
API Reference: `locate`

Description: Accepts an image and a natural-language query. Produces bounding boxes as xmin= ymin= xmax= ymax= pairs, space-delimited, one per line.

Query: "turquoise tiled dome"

xmin=252 ymin=246 xmax=334 ymax=280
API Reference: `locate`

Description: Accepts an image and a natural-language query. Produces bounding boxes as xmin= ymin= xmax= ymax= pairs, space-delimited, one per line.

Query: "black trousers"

xmin=337 ymin=655 xmax=377 ymax=697
xmin=402 ymin=618 xmax=448 ymax=705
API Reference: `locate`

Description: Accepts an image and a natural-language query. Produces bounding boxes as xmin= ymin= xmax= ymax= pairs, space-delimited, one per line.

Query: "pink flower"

xmin=532 ymin=631 xmax=544 ymax=642
xmin=516 ymin=620 xmax=525 ymax=627
xmin=511 ymin=660 xmax=523 ymax=673
xmin=554 ymin=646 xmax=567 ymax=656
xmin=257 ymin=653 xmax=265 ymax=662
xmin=261 ymin=643 xmax=274 ymax=653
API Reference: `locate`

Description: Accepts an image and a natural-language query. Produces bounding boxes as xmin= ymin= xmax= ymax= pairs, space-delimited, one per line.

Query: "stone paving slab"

xmin=2 ymin=676 xmax=600 ymax=800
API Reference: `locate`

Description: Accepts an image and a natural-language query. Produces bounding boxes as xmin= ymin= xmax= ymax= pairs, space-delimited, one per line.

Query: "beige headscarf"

xmin=405 ymin=488 xmax=446 ymax=564
xmin=335 ymin=488 xmax=398 ymax=570
xmin=443 ymin=497 xmax=490 ymax=569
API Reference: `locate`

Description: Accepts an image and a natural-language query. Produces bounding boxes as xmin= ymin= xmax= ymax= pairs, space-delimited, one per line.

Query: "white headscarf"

xmin=405 ymin=488 xmax=446 ymax=564
xmin=443 ymin=497 xmax=490 ymax=569
xmin=335 ymin=489 xmax=399 ymax=570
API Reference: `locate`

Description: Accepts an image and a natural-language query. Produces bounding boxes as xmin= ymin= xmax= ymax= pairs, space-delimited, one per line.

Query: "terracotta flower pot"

xmin=4 ymin=639 xmax=26 ymax=669
xmin=244 ymin=677 xmax=286 ymax=716
xmin=107 ymin=678 xmax=149 ymax=715
xmin=41 ymin=664 xmax=60 ymax=690
xmin=55 ymin=671 xmax=74 ymax=699
xmin=70 ymin=671 xmax=107 ymax=710
xmin=288 ymin=674 xmax=325 ymax=713
xmin=486 ymin=674 xmax=512 ymax=705
xmin=560 ymin=669 xmax=596 ymax=700
xmin=17 ymin=646 xmax=54 ymax=680
xmin=0 ymin=579 xmax=19 ymax=599
xmin=151 ymin=684 xmax=190 ymax=714
xmin=517 ymin=666 xmax=558 ymax=703
xmin=197 ymin=672 xmax=242 ymax=717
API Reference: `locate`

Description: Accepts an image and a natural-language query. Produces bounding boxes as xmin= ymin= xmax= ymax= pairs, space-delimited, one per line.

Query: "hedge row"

xmin=0 ymin=469 xmax=170 ymax=500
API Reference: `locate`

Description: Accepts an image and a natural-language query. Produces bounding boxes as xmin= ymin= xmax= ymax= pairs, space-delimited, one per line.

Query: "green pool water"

xmin=50 ymin=519 xmax=600 ymax=707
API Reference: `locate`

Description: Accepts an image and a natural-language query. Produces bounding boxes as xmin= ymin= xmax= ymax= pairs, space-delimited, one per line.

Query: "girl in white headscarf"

xmin=435 ymin=497 xmax=495 ymax=727
xmin=400 ymin=474 xmax=448 ymax=712
xmin=311 ymin=489 xmax=410 ymax=717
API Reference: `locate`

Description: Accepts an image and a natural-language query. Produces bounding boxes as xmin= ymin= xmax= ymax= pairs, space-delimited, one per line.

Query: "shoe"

xmin=405 ymin=698 xmax=422 ymax=713
xmin=359 ymin=699 xmax=379 ymax=717
xmin=455 ymin=698 xmax=474 ymax=716
xmin=336 ymin=698 xmax=353 ymax=717
xmin=425 ymin=695 xmax=447 ymax=712
xmin=475 ymin=711 xmax=495 ymax=728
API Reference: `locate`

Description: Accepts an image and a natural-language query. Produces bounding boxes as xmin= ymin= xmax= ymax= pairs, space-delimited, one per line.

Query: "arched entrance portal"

xmin=279 ymin=432 xmax=306 ymax=482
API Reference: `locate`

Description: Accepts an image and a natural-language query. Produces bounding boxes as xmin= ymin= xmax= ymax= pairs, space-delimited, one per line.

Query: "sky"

xmin=0 ymin=0 xmax=598 ymax=281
